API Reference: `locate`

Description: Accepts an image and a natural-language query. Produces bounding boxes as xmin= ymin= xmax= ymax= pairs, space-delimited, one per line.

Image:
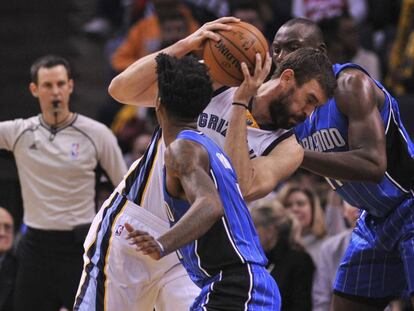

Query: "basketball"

xmin=203 ymin=21 xmax=269 ymax=87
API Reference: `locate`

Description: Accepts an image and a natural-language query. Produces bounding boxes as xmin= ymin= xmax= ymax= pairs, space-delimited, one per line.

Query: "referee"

xmin=0 ymin=55 xmax=127 ymax=310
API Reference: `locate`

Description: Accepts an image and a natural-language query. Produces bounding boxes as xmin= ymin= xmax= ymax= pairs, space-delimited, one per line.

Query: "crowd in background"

xmin=1 ymin=0 xmax=414 ymax=310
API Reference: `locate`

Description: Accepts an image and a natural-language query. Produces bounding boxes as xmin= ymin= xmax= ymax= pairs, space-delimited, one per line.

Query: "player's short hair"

xmin=31 ymin=55 xmax=72 ymax=84
xmin=156 ymin=53 xmax=213 ymax=121
xmin=273 ymin=47 xmax=337 ymax=99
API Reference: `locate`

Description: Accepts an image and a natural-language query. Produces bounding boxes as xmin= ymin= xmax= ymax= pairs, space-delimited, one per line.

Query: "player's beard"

xmin=268 ymin=87 xmax=296 ymax=129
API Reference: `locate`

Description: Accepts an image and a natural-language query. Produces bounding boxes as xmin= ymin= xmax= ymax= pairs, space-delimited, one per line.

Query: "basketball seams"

xmin=230 ymin=23 xmax=268 ymax=55
xmin=217 ymin=32 xmax=256 ymax=69
xmin=208 ymin=39 xmax=241 ymax=85
xmin=204 ymin=21 xmax=268 ymax=86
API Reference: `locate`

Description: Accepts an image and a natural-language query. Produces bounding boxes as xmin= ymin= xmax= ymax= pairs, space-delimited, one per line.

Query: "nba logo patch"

xmin=71 ymin=143 xmax=80 ymax=159
xmin=115 ymin=225 xmax=124 ymax=236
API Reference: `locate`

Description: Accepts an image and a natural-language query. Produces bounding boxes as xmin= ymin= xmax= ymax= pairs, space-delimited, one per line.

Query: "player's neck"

xmin=162 ymin=120 xmax=198 ymax=147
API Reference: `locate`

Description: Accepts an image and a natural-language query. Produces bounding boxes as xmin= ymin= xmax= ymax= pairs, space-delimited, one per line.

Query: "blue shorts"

xmin=334 ymin=196 xmax=414 ymax=298
xmin=191 ymin=264 xmax=281 ymax=311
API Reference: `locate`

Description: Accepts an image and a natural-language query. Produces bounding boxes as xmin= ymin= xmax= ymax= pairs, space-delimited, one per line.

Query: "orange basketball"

xmin=203 ymin=21 xmax=269 ymax=87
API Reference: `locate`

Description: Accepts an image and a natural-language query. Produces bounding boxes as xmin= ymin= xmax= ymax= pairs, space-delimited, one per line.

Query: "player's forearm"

xmin=302 ymin=149 xmax=386 ymax=183
xmin=224 ymin=105 xmax=254 ymax=197
xmin=108 ymin=39 xmax=193 ymax=104
xmin=241 ymin=137 xmax=302 ymax=201
xmin=158 ymin=197 xmax=224 ymax=255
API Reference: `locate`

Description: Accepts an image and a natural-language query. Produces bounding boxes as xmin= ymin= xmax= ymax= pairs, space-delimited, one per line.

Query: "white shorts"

xmin=74 ymin=193 xmax=199 ymax=311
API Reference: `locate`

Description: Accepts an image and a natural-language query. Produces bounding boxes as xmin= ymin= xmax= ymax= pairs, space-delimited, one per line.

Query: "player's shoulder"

xmin=335 ymin=67 xmax=373 ymax=97
xmin=210 ymin=86 xmax=235 ymax=102
xmin=166 ymin=137 xmax=209 ymax=172
xmin=168 ymin=137 xmax=206 ymax=159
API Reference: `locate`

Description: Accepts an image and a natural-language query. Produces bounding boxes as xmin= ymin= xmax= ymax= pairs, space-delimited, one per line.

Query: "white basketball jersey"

xmin=123 ymin=87 xmax=292 ymax=223
xmin=198 ymin=87 xmax=291 ymax=158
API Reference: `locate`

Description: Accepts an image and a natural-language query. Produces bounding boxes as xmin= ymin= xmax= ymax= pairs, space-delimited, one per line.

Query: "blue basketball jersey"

xmin=295 ymin=63 xmax=414 ymax=217
xmin=163 ymin=130 xmax=267 ymax=288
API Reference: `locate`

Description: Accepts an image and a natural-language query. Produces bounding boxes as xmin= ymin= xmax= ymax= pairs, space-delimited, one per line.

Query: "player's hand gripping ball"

xmin=203 ymin=21 xmax=269 ymax=87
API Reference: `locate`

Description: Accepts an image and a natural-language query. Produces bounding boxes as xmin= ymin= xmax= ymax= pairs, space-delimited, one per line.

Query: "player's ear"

xmin=29 ymin=82 xmax=38 ymax=98
xmin=68 ymin=79 xmax=74 ymax=94
xmin=280 ymin=69 xmax=295 ymax=86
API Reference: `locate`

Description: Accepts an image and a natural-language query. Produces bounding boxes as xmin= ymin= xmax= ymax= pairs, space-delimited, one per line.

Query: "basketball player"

xmin=269 ymin=18 xmax=414 ymax=310
xmin=75 ymin=17 xmax=336 ymax=310
xmin=126 ymin=52 xmax=280 ymax=310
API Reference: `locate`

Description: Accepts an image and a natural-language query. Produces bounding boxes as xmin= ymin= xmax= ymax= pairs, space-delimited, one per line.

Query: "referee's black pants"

xmin=13 ymin=227 xmax=87 ymax=311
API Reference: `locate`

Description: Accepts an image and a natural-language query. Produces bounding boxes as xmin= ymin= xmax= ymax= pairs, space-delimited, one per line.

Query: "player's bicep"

xmin=165 ymin=139 xmax=221 ymax=205
xmin=336 ymin=71 xmax=384 ymax=146
xmin=336 ymin=70 xmax=386 ymax=157
xmin=179 ymin=167 xmax=222 ymax=205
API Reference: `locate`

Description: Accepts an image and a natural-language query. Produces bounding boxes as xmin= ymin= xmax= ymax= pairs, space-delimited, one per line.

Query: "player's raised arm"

xmin=301 ymin=69 xmax=387 ymax=183
xmin=127 ymin=139 xmax=224 ymax=259
xmin=108 ymin=17 xmax=239 ymax=107
xmin=224 ymin=53 xmax=270 ymax=196
xmin=224 ymin=53 xmax=303 ymax=201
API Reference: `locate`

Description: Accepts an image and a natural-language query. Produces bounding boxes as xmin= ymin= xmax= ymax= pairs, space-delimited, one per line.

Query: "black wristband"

xmin=232 ymin=102 xmax=248 ymax=109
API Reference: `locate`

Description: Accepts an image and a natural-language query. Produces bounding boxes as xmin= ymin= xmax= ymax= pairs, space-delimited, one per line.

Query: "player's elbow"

xmin=203 ymin=197 xmax=225 ymax=220
xmin=108 ymin=75 xmax=125 ymax=102
xmin=365 ymin=151 xmax=386 ymax=183
xmin=370 ymin=158 xmax=387 ymax=183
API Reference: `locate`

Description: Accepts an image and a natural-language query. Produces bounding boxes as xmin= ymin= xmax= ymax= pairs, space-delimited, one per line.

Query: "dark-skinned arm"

xmin=126 ymin=139 xmax=224 ymax=260
xmin=301 ymin=69 xmax=387 ymax=183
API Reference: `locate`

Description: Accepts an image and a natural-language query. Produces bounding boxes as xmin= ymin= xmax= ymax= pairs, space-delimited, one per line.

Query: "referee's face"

xmin=30 ymin=65 xmax=74 ymax=115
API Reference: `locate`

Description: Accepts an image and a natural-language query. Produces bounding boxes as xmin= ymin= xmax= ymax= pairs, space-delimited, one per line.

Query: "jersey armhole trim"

xmin=261 ymin=130 xmax=294 ymax=156
xmin=212 ymin=86 xmax=230 ymax=98
xmin=12 ymin=124 xmax=41 ymax=151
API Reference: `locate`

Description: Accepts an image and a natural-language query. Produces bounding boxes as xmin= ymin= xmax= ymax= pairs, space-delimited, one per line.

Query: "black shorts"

xmin=13 ymin=227 xmax=86 ymax=311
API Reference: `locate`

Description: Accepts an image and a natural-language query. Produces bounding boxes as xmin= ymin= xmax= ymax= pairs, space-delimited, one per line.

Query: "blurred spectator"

xmin=123 ymin=132 xmax=152 ymax=167
xmin=0 ymin=55 xmax=127 ymax=311
xmin=364 ymin=0 xmax=402 ymax=79
xmin=111 ymin=0 xmax=199 ymax=72
xmin=312 ymin=201 xmax=360 ymax=311
xmin=319 ymin=13 xmax=382 ymax=80
xmin=230 ymin=0 xmax=265 ymax=34
xmin=292 ymin=0 xmax=367 ymax=23
xmin=324 ymin=190 xmax=348 ymax=236
xmin=0 ymin=207 xmax=16 ymax=311
xmin=183 ymin=0 xmax=229 ymax=24
xmin=251 ymin=201 xmax=314 ymax=311
xmin=253 ymin=0 xmax=293 ymax=40
xmin=83 ymin=0 xmax=149 ymax=38
xmin=280 ymin=185 xmax=326 ymax=265
xmin=110 ymin=105 xmax=154 ymax=153
xmin=288 ymin=169 xmax=331 ymax=208
xmin=386 ymin=0 xmax=414 ymax=95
